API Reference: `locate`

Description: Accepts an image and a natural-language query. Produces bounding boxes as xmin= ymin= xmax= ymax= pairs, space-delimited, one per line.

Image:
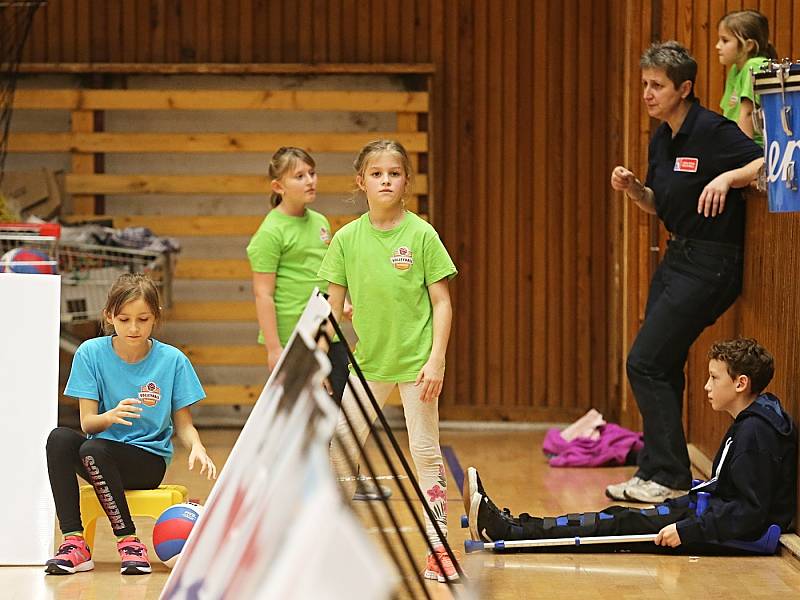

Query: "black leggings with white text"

xmin=46 ymin=427 xmax=166 ymax=538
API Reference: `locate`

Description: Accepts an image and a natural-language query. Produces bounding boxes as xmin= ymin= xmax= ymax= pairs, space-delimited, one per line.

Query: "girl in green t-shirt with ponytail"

xmin=716 ymin=9 xmax=777 ymax=146
xmin=246 ymin=147 xmax=349 ymax=400
xmin=319 ymin=139 xmax=459 ymax=583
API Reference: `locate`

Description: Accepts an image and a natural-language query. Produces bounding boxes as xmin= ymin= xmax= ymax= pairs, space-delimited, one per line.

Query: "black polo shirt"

xmin=645 ymin=100 xmax=762 ymax=245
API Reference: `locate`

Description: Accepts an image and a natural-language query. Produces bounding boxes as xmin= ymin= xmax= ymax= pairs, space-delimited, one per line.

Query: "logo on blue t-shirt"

xmin=139 ymin=381 xmax=162 ymax=407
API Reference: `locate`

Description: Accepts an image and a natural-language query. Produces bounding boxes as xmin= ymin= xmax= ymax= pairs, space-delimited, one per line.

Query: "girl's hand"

xmin=106 ymin=398 xmax=143 ymax=427
xmin=342 ymin=298 xmax=354 ymax=321
xmin=267 ymin=345 xmax=283 ymax=371
xmin=698 ymin=173 xmax=732 ymax=217
xmin=415 ymin=359 xmax=445 ymax=402
xmin=188 ymin=444 xmax=217 ymax=480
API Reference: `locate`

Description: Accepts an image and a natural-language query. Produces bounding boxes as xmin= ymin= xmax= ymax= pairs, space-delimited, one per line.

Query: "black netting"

xmin=0 ymin=1 xmax=44 ymax=186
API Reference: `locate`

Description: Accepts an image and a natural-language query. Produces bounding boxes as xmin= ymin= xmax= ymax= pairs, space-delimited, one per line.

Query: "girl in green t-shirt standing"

xmin=246 ymin=147 xmax=349 ymax=400
xmin=318 ymin=140 xmax=459 ymax=583
xmin=716 ymin=9 xmax=777 ymax=146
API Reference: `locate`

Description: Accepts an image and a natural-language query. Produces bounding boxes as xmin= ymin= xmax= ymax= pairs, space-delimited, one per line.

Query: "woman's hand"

xmin=188 ymin=443 xmax=217 ymax=480
xmin=697 ymin=173 xmax=732 ymax=217
xmin=105 ymin=398 xmax=143 ymax=427
xmin=611 ymin=166 xmax=638 ymax=194
xmin=415 ymin=359 xmax=445 ymax=402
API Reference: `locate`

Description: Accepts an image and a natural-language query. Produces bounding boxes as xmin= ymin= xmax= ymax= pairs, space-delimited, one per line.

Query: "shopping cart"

xmin=0 ymin=222 xmax=173 ymax=323
xmin=0 ymin=222 xmax=60 ymax=274
xmin=60 ymin=241 xmax=173 ymax=322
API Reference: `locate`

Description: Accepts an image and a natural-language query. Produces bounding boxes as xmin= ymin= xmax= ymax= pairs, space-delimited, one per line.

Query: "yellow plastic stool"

xmin=79 ymin=484 xmax=188 ymax=550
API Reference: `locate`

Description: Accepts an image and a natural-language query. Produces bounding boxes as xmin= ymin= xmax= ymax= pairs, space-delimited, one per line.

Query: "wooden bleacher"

xmin=11 ymin=82 xmax=431 ymax=406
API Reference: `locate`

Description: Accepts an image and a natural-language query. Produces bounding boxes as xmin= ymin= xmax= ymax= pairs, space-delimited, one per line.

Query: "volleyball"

xmin=152 ymin=502 xmax=203 ymax=568
xmin=0 ymin=247 xmax=56 ymax=274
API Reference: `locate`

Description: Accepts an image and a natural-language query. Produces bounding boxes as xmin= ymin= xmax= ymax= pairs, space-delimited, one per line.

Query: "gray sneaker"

xmin=352 ymin=481 xmax=392 ymax=502
xmin=623 ymin=480 xmax=687 ymax=504
xmin=605 ymin=476 xmax=645 ymax=501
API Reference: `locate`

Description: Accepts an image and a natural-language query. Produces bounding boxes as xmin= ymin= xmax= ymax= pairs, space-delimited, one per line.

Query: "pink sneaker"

xmin=423 ymin=545 xmax=459 ymax=583
xmin=117 ymin=537 xmax=152 ymax=575
xmin=45 ymin=535 xmax=94 ymax=575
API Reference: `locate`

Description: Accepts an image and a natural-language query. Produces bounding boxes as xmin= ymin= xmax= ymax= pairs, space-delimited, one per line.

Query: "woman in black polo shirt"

xmin=607 ymin=41 xmax=763 ymax=504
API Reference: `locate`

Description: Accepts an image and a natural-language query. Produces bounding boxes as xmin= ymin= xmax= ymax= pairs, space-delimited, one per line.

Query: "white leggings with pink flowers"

xmin=330 ymin=377 xmax=448 ymax=545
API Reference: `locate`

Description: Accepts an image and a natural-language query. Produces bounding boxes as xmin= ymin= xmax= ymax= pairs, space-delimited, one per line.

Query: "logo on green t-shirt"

xmin=391 ymin=246 xmax=414 ymax=270
xmin=320 ymin=227 xmax=331 ymax=244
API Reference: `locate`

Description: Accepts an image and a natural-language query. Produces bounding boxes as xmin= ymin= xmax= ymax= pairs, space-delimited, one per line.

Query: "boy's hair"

xmin=268 ymin=146 xmax=316 ymax=208
xmin=102 ymin=273 xmax=161 ymax=334
xmin=353 ymin=139 xmax=415 ymax=197
xmin=640 ymin=41 xmax=697 ymax=100
xmin=708 ymin=338 xmax=775 ymax=394
xmin=720 ymin=10 xmax=777 ymax=60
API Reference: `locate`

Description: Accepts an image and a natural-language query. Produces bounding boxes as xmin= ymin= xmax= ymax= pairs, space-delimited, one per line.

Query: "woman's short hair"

xmin=640 ymin=41 xmax=697 ymax=99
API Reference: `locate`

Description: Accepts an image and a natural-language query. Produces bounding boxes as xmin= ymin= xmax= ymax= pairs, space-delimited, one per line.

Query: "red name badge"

xmin=674 ymin=157 xmax=699 ymax=173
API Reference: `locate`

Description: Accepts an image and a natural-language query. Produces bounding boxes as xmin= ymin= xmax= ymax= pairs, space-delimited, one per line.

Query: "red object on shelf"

xmin=0 ymin=222 xmax=61 ymax=238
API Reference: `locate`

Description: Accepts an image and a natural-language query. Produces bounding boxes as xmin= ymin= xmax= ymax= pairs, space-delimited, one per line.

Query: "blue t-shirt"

xmin=64 ymin=336 xmax=205 ymax=462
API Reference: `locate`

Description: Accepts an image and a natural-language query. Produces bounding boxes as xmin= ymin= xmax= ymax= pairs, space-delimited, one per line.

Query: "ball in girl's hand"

xmin=153 ymin=502 xmax=203 ymax=568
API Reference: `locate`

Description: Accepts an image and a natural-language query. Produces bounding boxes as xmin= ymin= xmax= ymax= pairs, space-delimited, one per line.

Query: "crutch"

xmin=465 ymin=533 xmax=657 ymax=553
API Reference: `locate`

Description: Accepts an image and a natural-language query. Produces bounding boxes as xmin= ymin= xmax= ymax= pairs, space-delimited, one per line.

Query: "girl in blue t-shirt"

xmin=716 ymin=10 xmax=777 ymax=144
xmin=45 ymin=273 xmax=216 ymax=576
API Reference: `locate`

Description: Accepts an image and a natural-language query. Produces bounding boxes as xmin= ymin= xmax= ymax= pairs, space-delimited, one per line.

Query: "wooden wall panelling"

xmin=485 ymin=0 xmax=503 ymax=412
xmin=544 ymin=0 xmax=563 ymax=414
xmin=516 ymin=0 xmax=533 ymax=412
xmin=238 ymin=0 xmax=253 ymax=63
xmin=14 ymin=1 xmax=627 ymax=422
xmin=76 ymin=0 xmax=91 ymax=62
xmin=589 ymin=0 xmax=609 ymax=418
xmin=106 ymin=0 xmax=122 ymax=62
xmin=530 ymin=0 xmax=547 ymax=411
xmin=558 ymin=0 xmax=575 ymax=411
xmin=574 ymin=0 xmax=589 ymax=413
xmin=208 ymin=0 xmax=224 ymax=62
xmin=61 ymin=0 xmax=77 ymax=63
xmin=45 ymin=0 xmax=61 ymax=63
xmin=11 ymin=89 xmax=429 ymax=111
xmin=222 ymin=0 xmax=240 ymax=63
xmin=467 ymin=0 xmax=488 ymax=412
xmin=70 ymin=110 xmax=96 ymax=215
xmin=29 ymin=0 xmax=47 ymax=62
xmin=9 ymin=131 xmax=429 ymax=153
xmin=193 ymin=0 xmax=209 ymax=62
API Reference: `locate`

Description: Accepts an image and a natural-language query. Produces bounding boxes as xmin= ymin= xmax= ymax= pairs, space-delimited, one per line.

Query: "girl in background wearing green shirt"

xmin=246 ymin=147 xmax=349 ymax=401
xmin=319 ymin=140 xmax=459 ymax=583
xmin=716 ymin=10 xmax=777 ymax=145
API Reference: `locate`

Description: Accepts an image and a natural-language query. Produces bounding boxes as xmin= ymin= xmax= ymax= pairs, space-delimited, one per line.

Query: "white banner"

xmin=161 ymin=290 xmax=394 ymax=600
xmin=0 ymin=273 xmax=60 ymax=565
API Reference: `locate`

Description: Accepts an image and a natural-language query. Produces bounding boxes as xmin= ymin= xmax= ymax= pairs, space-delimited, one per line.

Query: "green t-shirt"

xmin=318 ymin=211 xmax=457 ymax=382
xmin=720 ymin=56 xmax=768 ymax=147
xmin=246 ymin=208 xmax=332 ymax=346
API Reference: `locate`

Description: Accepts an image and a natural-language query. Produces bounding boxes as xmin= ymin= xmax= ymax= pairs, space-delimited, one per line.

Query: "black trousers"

xmin=492 ymin=497 xmax=696 ymax=542
xmin=627 ymin=238 xmax=742 ymax=489
xmin=46 ymin=427 xmax=166 ymax=537
xmin=327 ymin=341 xmax=350 ymax=405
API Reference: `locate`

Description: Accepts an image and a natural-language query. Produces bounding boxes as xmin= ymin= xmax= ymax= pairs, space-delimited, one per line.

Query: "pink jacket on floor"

xmin=543 ymin=423 xmax=644 ymax=467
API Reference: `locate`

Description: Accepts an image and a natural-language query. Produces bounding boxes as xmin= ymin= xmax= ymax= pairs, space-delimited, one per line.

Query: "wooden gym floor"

xmin=3 ymin=428 xmax=800 ymax=599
